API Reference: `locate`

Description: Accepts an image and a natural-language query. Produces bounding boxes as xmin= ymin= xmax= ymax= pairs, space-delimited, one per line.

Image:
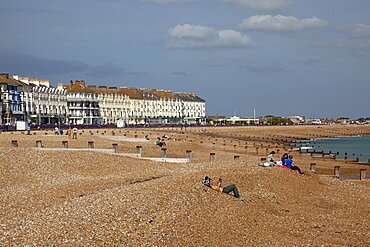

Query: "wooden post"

xmin=112 ymin=143 xmax=118 ymax=153
xmin=210 ymin=152 xmax=215 ymax=162
xmin=11 ymin=140 xmax=18 ymax=147
xmin=88 ymin=141 xmax=94 ymax=149
xmin=62 ymin=141 xmax=68 ymax=148
xmin=36 ymin=140 xmax=42 ymax=148
xmin=186 ymin=150 xmax=192 ymax=162
xmin=310 ymin=163 xmax=316 ymax=172
xmin=360 ymin=169 xmax=366 ymax=181
xmin=161 ymin=147 xmax=167 ymax=158
xmin=334 ymin=166 xmax=340 ymax=179
xmin=136 ymin=145 xmax=142 ymax=157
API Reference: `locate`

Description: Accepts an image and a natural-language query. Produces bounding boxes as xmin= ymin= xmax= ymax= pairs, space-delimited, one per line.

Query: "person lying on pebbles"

xmin=202 ymin=176 xmax=240 ymax=199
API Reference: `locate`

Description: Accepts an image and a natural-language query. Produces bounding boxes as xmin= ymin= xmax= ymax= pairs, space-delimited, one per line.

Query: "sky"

xmin=0 ymin=0 xmax=370 ymax=118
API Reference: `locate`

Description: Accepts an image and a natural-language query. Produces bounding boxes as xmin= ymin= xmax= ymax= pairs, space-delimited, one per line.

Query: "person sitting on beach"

xmin=267 ymin=151 xmax=277 ymax=166
xmin=281 ymin=153 xmax=289 ymax=166
xmin=285 ymin=155 xmax=305 ymax=175
xmin=155 ymin=137 xmax=166 ymax=147
xmin=202 ymin=176 xmax=240 ymax=199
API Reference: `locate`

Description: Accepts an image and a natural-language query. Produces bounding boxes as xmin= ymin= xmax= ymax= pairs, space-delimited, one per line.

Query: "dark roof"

xmin=175 ymin=92 xmax=205 ymax=102
xmin=65 ymin=80 xmax=86 ymax=93
xmin=0 ymin=73 xmax=26 ymax=86
xmin=63 ymin=80 xmax=205 ymax=102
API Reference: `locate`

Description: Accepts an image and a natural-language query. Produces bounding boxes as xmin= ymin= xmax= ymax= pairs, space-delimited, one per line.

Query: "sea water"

xmin=303 ymin=135 xmax=370 ymax=162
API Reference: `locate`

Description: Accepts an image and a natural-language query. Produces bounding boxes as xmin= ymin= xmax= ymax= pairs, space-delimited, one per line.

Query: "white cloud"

xmin=169 ymin=24 xmax=217 ymax=40
xmin=352 ymin=24 xmax=370 ymax=38
xmin=239 ymin=15 xmax=328 ymax=32
xmin=222 ymin=0 xmax=292 ymax=10
xmin=167 ymin=24 xmax=254 ymax=48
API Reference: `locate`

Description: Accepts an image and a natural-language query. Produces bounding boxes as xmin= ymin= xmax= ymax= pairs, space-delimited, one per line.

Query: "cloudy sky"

xmin=1 ymin=0 xmax=370 ymax=118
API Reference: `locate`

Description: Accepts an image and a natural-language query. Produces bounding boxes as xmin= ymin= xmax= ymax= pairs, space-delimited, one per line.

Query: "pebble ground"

xmin=1 ymin=125 xmax=369 ymax=246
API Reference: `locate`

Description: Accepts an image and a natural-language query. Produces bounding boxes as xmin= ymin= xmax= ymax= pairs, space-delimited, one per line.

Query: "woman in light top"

xmin=267 ymin=151 xmax=276 ymax=166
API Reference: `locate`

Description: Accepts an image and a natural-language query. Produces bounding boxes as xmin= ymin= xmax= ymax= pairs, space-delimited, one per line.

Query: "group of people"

xmin=266 ymin=151 xmax=305 ymax=175
xmin=53 ymin=126 xmax=78 ymax=139
xmin=155 ymin=134 xmax=170 ymax=148
xmin=155 ymin=137 xmax=167 ymax=147
xmin=54 ymin=126 xmax=63 ymax=135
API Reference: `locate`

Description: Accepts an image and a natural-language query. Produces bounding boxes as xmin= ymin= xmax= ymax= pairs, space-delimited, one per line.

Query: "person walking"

xmin=72 ymin=127 xmax=78 ymax=139
xmin=68 ymin=127 xmax=72 ymax=138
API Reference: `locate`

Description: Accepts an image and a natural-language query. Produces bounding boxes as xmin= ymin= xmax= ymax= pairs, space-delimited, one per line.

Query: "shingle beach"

xmin=1 ymin=125 xmax=370 ymax=246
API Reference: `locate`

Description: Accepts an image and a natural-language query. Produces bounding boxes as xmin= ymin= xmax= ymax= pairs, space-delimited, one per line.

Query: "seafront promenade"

xmin=1 ymin=125 xmax=369 ymax=245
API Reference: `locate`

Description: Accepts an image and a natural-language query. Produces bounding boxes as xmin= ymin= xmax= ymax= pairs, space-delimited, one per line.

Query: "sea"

xmin=302 ymin=135 xmax=370 ymax=162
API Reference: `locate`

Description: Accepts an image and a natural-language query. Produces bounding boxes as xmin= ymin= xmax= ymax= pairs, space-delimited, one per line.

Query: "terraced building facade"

xmin=63 ymin=80 xmax=205 ymax=125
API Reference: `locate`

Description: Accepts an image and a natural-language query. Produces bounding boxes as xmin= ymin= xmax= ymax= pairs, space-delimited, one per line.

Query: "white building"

xmin=175 ymin=92 xmax=206 ymax=124
xmin=86 ymin=85 xmax=130 ymax=125
xmin=14 ymin=75 xmax=67 ymax=125
xmin=64 ymin=82 xmax=206 ymax=125
xmin=65 ymin=80 xmax=101 ymax=125
xmin=31 ymin=86 xmax=67 ymax=124
xmin=2 ymin=76 xmax=206 ymax=127
xmin=142 ymin=89 xmax=183 ymax=124
xmin=287 ymin=116 xmax=305 ymax=125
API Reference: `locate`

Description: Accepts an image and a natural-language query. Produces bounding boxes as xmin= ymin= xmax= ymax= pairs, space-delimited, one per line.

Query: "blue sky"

xmin=1 ymin=0 xmax=370 ymax=118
